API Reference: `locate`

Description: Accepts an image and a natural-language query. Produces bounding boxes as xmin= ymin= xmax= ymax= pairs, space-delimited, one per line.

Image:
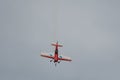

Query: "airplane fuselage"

xmin=54 ymin=46 xmax=58 ymax=62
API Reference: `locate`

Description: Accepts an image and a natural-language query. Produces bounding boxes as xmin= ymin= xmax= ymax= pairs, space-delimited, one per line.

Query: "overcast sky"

xmin=0 ymin=0 xmax=120 ymax=80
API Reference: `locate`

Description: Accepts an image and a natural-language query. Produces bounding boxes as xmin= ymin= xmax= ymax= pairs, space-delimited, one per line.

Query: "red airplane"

xmin=40 ymin=42 xmax=72 ymax=66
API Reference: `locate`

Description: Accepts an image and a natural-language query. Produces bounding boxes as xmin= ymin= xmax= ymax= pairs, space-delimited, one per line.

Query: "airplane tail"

xmin=51 ymin=42 xmax=63 ymax=47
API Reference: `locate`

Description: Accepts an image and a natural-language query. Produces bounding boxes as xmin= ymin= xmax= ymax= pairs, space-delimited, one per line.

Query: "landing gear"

xmin=55 ymin=62 xmax=57 ymax=66
xmin=50 ymin=60 xmax=53 ymax=62
xmin=58 ymin=61 xmax=61 ymax=63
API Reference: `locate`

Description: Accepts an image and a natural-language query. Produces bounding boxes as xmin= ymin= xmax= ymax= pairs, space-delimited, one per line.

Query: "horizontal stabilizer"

xmin=51 ymin=43 xmax=63 ymax=47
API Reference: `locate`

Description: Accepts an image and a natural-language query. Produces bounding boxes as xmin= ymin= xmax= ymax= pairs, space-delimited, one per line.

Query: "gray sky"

xmin=0 ymin=0 xmax=120 ymax=80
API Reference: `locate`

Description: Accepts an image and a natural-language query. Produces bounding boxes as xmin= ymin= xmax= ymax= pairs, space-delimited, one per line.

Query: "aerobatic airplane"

xmin=40 ymin=42 xmax=72 ymax=66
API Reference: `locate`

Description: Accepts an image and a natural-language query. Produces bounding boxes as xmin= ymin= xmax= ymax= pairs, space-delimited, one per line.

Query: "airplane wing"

xmin=58 ymin=55 xmax=72 ymax=61
xmin=40 ymin=53 xmax=54 ymax=59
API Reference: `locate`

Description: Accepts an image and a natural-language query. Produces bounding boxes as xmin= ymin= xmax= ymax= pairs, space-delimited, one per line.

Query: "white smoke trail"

xmin=51 ymin=0 xmax=60 ymax=42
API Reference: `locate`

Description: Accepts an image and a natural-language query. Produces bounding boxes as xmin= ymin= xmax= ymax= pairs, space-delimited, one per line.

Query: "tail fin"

xmin=51 ymin=42 xmax=63 ymax=47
